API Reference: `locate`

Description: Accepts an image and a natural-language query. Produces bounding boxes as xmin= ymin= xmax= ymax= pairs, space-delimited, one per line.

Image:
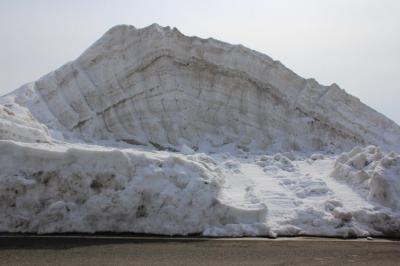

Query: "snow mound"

xmin=0 ymin=141 xmax=267 ymax=235
xmin=0 ymin=24 xmax=400 ymax=237
xmin=331 ymin=146 xmax=400 ymax=210
xmin=7 ymin=24 xmax=400 ymax=153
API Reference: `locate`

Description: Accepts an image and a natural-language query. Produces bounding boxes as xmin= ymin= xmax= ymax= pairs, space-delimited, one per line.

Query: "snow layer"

xmin=1 ymin=24 xmax=400 ymax=237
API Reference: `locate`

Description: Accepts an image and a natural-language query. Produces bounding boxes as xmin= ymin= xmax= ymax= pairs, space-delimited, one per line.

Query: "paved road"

xmin=0 ymin=236 xmax=399 ymax=265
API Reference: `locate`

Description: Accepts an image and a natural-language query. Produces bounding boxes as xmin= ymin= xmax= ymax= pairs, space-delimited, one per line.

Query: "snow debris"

xmin=331 ymin=146 xmax=400 ymax=210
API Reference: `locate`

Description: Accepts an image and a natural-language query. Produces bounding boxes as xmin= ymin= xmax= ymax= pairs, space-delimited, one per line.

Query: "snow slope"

xmin=0 ymin=24 xmax=399 ymax=237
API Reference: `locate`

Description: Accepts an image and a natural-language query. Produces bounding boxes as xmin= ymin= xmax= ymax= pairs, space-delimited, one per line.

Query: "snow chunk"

xmin=310 ymin=153 xmax=324 ymax=161
xmin=180 ymin=144 xmax=195 ymax=155
xmin=0 ymin=101 xmax=51 ymax=143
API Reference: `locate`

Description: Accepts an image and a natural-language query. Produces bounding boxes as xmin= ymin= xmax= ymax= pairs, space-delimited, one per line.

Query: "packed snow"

xmin=0 ymin=24 xmax=399 ymax=237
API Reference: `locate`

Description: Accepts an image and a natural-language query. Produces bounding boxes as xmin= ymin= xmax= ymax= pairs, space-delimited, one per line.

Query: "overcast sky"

xmin=1 ymin=0 xmax=399 ymax=123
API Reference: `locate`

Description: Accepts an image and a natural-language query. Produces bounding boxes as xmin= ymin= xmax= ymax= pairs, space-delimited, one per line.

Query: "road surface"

xmin=0 ymin=236 xmax=399 ymax=265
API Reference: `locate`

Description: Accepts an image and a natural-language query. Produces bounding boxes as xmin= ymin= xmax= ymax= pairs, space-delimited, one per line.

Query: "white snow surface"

xmin=0 ymin=24 xmax=399 ymax=237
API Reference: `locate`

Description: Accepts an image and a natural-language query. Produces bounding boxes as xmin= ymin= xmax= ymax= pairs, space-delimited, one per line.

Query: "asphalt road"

xmin=0 ymin=236 xmax=399 ymax=266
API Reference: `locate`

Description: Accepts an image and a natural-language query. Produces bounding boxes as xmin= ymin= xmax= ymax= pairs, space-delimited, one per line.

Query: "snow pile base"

xmin=0 ymin=141 xmax=267 ymax=235
xmin=0 ymin=140 xmax=399 ymax=237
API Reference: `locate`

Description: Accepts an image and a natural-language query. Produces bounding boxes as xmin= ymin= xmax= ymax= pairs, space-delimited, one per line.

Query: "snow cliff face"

xmin=7 ymin=24 xmax=400 ymax=152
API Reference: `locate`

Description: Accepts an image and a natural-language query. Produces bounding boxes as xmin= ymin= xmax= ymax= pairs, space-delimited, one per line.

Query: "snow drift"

xmin=0 ymin=24 xmax=399 ymax=237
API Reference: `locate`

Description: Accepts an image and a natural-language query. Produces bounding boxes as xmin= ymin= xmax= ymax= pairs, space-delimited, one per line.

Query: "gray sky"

xmin=1 ymin=0 xmax=399 ymax=124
